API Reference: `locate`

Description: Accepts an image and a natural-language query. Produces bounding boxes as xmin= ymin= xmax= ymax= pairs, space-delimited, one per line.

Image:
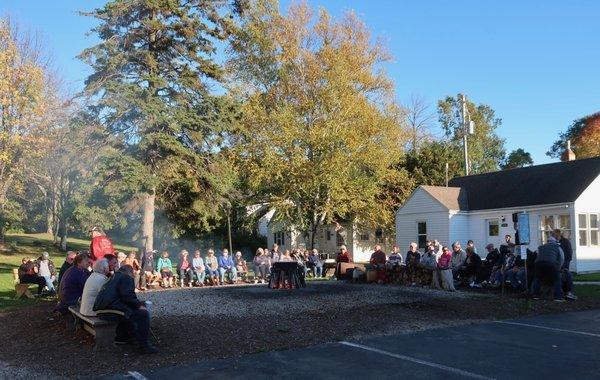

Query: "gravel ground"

xmin=1 ymin=281 xmax=599 ymax=378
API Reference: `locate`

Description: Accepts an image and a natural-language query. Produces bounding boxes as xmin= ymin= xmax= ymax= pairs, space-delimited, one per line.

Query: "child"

xmin=157 ymin=251 xmax=174 ymax=288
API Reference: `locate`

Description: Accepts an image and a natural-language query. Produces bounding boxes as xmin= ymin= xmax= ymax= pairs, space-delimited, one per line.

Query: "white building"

xmin=395 ymin=157 xmax=600 ymax=273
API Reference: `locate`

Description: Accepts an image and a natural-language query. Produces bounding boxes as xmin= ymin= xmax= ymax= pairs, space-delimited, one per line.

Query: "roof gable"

xmin=448 ymin=157 xmax=600 ymax=211
xmin=420 ymin=185 xmax=469 ymax=211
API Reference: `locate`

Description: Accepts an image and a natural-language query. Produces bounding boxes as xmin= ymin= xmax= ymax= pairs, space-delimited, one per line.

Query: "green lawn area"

xmin=574 ymin=284 xmax=600 ymax=300
xmin=0 ymin=233 xmax=135 ymax=312
xmin=573 ymin=273 xmax=600 ymax=282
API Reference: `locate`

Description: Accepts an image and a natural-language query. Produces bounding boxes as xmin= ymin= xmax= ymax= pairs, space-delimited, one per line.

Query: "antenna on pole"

xmin=460 ymin=94 xmax=474 ymax=176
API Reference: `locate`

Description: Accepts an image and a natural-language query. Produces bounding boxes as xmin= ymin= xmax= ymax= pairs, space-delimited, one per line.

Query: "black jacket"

xmin=93 ymin=271 xmax=144 ymax=318
xmin=559 ymin=237 xmax=573 ymax=268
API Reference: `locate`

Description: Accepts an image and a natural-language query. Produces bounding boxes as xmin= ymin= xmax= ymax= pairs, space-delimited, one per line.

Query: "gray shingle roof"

xmin=421 ymin=185 xmax=469 ymax=211
xmin=448 ymin=157 xmax=600 ymax=211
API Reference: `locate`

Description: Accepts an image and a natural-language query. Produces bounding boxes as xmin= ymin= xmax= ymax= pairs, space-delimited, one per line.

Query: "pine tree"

xmin=80 ymin=0 xmax=240 ymax=250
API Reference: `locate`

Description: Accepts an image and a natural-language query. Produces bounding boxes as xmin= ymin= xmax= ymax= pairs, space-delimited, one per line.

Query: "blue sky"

xmin=3 ymin=0 xmax=599 ymax=163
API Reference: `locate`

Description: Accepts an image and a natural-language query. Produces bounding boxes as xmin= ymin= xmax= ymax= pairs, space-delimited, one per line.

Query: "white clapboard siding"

xmin=575 ymin=175 xmax=600 ymax=272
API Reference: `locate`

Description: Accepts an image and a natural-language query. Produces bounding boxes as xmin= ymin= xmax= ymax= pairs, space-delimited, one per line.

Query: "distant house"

xmin=266 ymin=216 xmax=393 ymax=262
xmin=395 ymin=156 xmax=600 ymax=272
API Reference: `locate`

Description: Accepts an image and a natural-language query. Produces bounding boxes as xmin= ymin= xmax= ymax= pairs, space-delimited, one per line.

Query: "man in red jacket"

xmin=89 ymin=227 xmax=115 ymax=262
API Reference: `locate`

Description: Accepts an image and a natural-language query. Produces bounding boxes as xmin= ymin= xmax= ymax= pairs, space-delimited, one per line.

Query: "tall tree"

xmin=0 ymin=18 xmax=61 ymax=240
xmin=403 ymin=140 xmax=463 ymax=186
xmin=548 ymin=112 xmax=600 ymax=159
xmin=438 ymin=94 xmax=506 ymax=175
xmin=229 ymin=0 xmax=407 ymax=247
xmin=501 ymin=148 xmax=533 ymax=170
xmin=80 ymin=0 xmax=240 ymax=251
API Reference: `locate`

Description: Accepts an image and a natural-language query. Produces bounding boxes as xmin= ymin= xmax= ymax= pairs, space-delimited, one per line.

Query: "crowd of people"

xmin=359 ymin=229 xmax=578 ymax=302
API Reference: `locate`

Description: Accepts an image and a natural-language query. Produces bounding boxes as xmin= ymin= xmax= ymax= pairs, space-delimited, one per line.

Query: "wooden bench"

xmin=13 ymin=268 xmax=35 ymax=299
xmin=68 ymin=305 xmax=118 ymax=350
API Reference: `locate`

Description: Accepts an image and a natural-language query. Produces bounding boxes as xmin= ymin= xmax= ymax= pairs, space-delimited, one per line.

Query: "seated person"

xmin=93 ymin=265 xmax=158 ymax=354
xmin=253 ymin=248 xmax=270 ymax=283
xmin=55 ymin=253 xmax=90 ymax=314
xmin=306 ymin=248 xmax=323 ymax=278
xmin=435 ymin=246 xmax=456 ymax=291
xmin=18 ymin=257 xmax=46 ymax=295
xmin=334 ymin=245 xmax=351 ymax=279
xmin=156 ymin=251 xmax=174 ymax=288
xmin=279 ymin=249 xmax=293 ymax=262
xmin=176 ymin=250 xmax=193 ymax=288
xmin=450 ymin=242 xmax=467 ymax=279
xmin=80 ymin=258 xmax=110 ymax=316
xmin=234 ymin=251 xmax=248 ymax=275
xmin=191 ymin=250 xmax=206 ymax=286
xmin=420 ymin=243 xmax=438 ymax=270
xmin=369 ymin=244 xmax=387 ymax=283
xmin=36 ymin=252 xmax=57 ymax=295
xmin=140 ymin=250 xmax=160 ymax=289
xmin=387 ymin=245 xmax=403 ymax=268
xmin=459 ymin=245 xmax=482 ymax=287
xmin=205 ymin=249 xmax=220 ymax=285
xmin=57 ymin=251 xmax=77 ymax=288
xmin=116 ymin=252 xmax=127 ymax=269
xmin=124 ymin=251 xmax=141 ymax=289
xmin=218 ymin=249 xmax=238 ymax=284
xmin=477 ymin=244 xmax=500 ymax=285
xmin=505 ymin=253 xmax=526 ymax=291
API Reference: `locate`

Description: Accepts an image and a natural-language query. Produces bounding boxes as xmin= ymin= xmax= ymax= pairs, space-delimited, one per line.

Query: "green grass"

xmin=0 ymin=233 xmax=135 ymax=312
xmin=573 ymin=273 xmax=600 ymax=282
xmin=573 ymin=284 xmax=600 ymax=300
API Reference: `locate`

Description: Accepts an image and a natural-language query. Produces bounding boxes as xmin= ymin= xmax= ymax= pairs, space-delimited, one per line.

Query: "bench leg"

xmin=94 ymin=325 xmax=116 ymax=351
xmin=65 ymin=314 xmax=76 ymax=332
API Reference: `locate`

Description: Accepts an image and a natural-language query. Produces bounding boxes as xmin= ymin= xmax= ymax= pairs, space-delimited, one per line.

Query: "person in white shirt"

xmin=80 ymin=258 xmax=110 ymax=316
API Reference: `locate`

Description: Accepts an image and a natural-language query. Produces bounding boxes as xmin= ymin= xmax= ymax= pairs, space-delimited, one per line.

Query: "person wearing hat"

xmin=89 ymin=226 xmax=115 ymax=262
xmin=532 ymin=236 xmax=565 ymax=302
xmin=36 ymin=252 xmax=56 ymax=295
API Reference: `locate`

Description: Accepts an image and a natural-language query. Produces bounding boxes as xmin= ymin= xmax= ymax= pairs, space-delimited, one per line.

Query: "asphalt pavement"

xmin=114 ymin=309 xmax=600 ymax=380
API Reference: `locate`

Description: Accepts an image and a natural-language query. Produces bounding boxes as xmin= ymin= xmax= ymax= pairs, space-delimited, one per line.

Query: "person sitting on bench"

xmin=57 ymin=251 xmax=77 ymax=289
xmin=93 ymin=265 xmax=158 ymax=354
xmin=80 ymin=258 xmax=110 ymax=316
xmin=177 ymin=250 xmax=193 ymax=287
xmin=36 ymin=252 xmax=57 ymax=295
xmin=157 ymin=251 xmax=174 ymax=288
xmin=218 ymin=249 xmax=237 ymax=284
xmin=55 ymin=253 xmax=90 ymax=314
xmin=18 ymin=257 xmax=46 ymax=296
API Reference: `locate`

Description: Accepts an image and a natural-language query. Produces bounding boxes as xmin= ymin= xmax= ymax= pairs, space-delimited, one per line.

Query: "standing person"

xmin=57 ymin=251 xmax=77 ymax=288
xmin=93 ymin=265 xmax=158 ymax=354
xmin=124 ymin=251 xmax=141 ymax=289
xmin=553 ymin=229 xmax=577 ymax=300
xmin=532 ymin=236 xmax=564 ymax=301
xmin=80 ymin=259 xmax=110 ymax=316
xmin=191 ymin=250 xmax=206 ymax=286
xmin=36 ymin=252 xmax=56 ymax=295
xmin=55 ymin=253 xmax=91 ymax=314
xmin=18 ymin=258 xmax=46 ymax=295
xmin=450 ymin=242 xmax=467 ymax=279
xmin=436 ymin=246 xmax=456 ymax=291
xmin=156 ymin=251 xmax=174 ymax=288
xmin=205 ymin=249 xmax=219 ymax=285
xmin=89 ymin=227 xmax=115 ymax=263
xmin=406 ymin=243 xmax=421 ymax=286
xmin=218 ymin=249 xmax=237 ymax=284
xmin=140 ymin=250 xmax=158 ymax=290
xmin=177 ymin=250 xmax=193 ymax=287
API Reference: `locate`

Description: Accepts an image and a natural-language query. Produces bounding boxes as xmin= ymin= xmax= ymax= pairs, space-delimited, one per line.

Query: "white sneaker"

xmin=566 ymin=292 xmax=578 ymax=300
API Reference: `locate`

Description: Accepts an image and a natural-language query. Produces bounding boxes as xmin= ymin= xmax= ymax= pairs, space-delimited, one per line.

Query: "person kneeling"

xmin=93 ymin=265 xmax=158 ymax=354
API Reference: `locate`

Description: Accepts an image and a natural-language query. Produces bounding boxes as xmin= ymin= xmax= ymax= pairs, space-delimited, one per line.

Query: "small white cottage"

xmin=395 ymin=156 xmax=600 ymax=273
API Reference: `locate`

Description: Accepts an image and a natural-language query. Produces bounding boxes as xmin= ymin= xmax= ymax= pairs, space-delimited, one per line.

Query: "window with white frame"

xmin=274 ymin=231 xmax=285 ymax=246
xmin=540 ymin=214 xmax=571 ymax=244
xmin=417 ymin=222 xmax=427 ymax=249
xmin=579 ymin=213 xmax=600 ymax=247
xmin=487 ymin=219 xmax=499 ymax=237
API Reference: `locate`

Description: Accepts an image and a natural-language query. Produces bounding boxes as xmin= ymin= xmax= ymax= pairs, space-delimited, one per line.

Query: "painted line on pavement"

xmin=127 ymin=371 xmax=148 ymax=380
xmin=339 ymin=341 xmax=494 ymax=380
xmin=494 ymin=321 xmax=600 ymax=338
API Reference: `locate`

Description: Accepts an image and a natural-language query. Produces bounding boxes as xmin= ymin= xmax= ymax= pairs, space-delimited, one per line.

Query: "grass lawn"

xmin=573 ymin=273 xmax=600 ymax=282
xmin=573 ymin=284 xmax=600 ymax=300
xmin=0 ymin=233 xmax=135 ymax=312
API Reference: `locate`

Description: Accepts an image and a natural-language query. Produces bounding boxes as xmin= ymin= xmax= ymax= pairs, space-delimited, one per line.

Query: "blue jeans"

xmin=219 ymin=267 xmax=237 ymax=283
xmin=561 ymin=269 xmax=573 ymax=293
xmin=506 ymin=268 xmax=525 ymax=290
xmin=206 ymin=268 xmax=219 ymax=277
xmin=532 ymin=262 xmax=563 ymax=299
xmin=42 ymin=275 xmax=55 ymax=291
xmin=193 ymin=269 xmax=206 ymax=284
xmin=314 ymin=265 xmax=323 ymax=277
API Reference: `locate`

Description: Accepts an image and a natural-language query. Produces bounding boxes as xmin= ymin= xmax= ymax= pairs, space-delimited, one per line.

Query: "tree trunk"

xmin=59 ymin=220 xmax=68 ymax=251
xmin=141 ymin=189 xmax=156 ymax=252
xmin=46 ymin=207 xmax=54 ymax=235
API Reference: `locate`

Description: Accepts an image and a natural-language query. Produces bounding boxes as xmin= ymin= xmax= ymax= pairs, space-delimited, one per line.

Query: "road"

xmin=116 ymin=309 xmax=600 ymax=380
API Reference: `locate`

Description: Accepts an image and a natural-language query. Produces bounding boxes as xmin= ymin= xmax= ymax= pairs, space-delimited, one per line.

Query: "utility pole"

xmin=460 ymin=94 xmax=475 ymax=176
